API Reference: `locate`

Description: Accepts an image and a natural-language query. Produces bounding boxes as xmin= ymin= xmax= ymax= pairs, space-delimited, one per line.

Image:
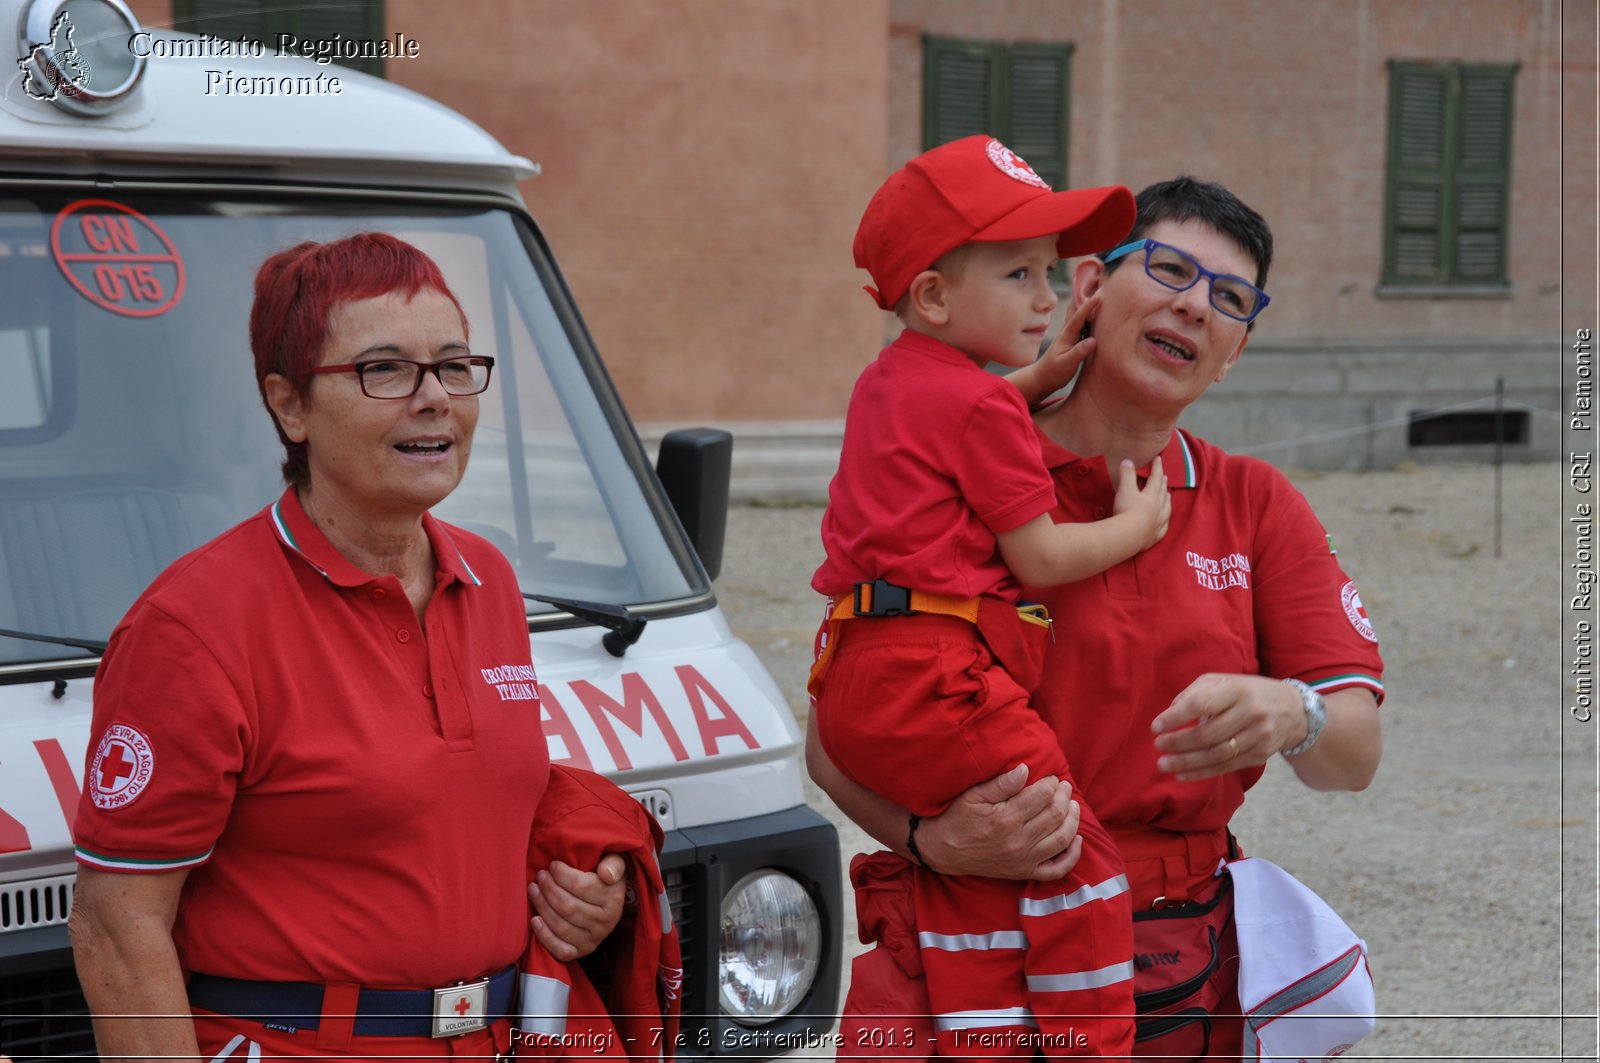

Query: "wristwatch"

xmin=1279 ymin=678 xmax=1327 ymax=757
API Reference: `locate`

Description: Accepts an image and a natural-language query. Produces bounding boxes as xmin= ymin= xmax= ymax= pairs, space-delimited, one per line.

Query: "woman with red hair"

xmin=70 ymin=234 xmax=626 ymax=1061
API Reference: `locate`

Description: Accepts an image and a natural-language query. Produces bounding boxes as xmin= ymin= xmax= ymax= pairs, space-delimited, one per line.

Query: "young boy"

xmin=809 ymin=136 xmax=1169 ymax=1060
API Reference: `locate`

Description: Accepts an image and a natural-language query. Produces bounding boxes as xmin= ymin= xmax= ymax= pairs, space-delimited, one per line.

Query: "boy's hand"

xmin=1112 ymin=456 xmax=1170 ymax=548
xmin=1009 ymin=294 xmax=1100 ymax=405
xmin=1035 ymin=293 xmax=1100 ymax=392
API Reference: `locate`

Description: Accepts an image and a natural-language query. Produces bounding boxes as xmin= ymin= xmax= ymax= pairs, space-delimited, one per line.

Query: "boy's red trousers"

xmin=814 ymin=613 xmax=1134 ymax=1060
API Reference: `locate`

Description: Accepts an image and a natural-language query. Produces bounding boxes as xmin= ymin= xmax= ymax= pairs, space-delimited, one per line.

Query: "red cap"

xmin=853 ymin=136 xmax=1136 ymax=310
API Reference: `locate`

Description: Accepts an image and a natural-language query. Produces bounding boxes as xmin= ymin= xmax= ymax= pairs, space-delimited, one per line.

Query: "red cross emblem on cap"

xmin=985 ymin=138 xmax=1050 ymax=189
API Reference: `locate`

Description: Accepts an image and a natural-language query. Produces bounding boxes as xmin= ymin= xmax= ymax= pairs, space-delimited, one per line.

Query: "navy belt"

xmin=186 ymin=964 xmax=517 ymax=1038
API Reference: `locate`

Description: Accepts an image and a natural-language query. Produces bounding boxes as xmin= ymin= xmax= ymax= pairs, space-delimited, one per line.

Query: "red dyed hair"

xmin=249 ymin=232 xmax=470 ymax=487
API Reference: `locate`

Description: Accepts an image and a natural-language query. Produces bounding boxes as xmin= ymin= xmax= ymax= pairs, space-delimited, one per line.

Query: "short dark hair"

xmin=1101 ymin=176 xmax=1274 ymax=290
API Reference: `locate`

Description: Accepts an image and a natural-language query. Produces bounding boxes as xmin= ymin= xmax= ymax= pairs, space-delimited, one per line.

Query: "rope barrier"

xmin=1225 ymin=379 xmax=1535 ymax=560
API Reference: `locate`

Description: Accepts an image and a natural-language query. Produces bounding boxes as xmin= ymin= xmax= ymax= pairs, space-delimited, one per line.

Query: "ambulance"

xmin=0 ymin=0 xmax=840 ymax=1056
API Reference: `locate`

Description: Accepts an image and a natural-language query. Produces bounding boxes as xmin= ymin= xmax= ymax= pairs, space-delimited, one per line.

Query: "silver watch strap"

xmin=1280 ymin=677 xmax=1327 ymax=757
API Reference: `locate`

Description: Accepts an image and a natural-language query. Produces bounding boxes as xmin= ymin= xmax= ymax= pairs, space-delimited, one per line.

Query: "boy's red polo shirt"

xmin=75 ymin=488 xmax=548 ymax=989
xmin=814 ymin=329 xmax=1056 ymax=602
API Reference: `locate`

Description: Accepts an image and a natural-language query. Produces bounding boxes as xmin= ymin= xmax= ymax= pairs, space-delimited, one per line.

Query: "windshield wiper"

xmin=0 ymin=627 xmax=109 ymax=655
xmin=522 ymin=594 xmax=646 ymax=658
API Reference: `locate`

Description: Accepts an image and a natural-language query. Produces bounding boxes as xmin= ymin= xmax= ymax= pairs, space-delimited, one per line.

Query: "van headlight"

xmin=718 ymin=870 xmax=821 ymax=1025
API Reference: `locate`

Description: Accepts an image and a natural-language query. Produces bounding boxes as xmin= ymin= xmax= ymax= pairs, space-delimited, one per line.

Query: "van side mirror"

xmin=655 ymin=427 xmax=732 ymax=581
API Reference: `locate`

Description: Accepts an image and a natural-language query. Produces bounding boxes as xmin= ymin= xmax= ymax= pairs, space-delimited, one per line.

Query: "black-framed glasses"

xmin=1103 ymin=239 xmax=1271 ymax=323
xmin=310 ymin=356 xmax=495 ymax=399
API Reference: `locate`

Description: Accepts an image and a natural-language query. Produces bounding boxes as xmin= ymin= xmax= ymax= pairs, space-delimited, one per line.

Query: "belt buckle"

xmin=431 ymin=977 xmax=490 ymax=1038
xmin=853 ymin=579 xmax=911 ymax=617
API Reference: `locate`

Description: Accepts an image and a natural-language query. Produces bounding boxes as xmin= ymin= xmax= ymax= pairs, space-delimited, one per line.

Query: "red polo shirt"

xmin=814 ymin=329 xmax=1056 ymax=602
xmin=75 ymin=488 xmax=547 ymax=988
xmin=1027 ymin=429 xmax=1385 ymax=834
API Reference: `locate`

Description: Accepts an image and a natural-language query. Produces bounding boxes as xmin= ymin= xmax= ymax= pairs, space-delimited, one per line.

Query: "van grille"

xmin=1 ymin=966 xmax=95 ymax=1061
xmin=1 ymin=874 xmax=73 ymax=932
xmin=664 ymin=864 xmax=715 ymax=1050
xmin=664 ymin=868 xmax=700 ymax=1016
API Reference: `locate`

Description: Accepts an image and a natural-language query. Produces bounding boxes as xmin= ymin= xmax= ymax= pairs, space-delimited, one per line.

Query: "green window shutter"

xmin=1006 ymin=44 xmax=1072 ymax=192
xmin=173 ymin=0 xmax=386 ymax=78
xmin=924 ymin=37 xmax=1072 ymax=187
xmin=293 ymin=2 xmax=385 ymax=77
xmin=924 ymin=36 xmax=999 ymax=149
xmin=925 ymin=36 xmax=1075 ymax=276
xmin=1385 ymin=62 xmax=1450 ymax=284
xmin=1453 ymin=65 xmax=1516 ymax=284
xmin=1383 ymin=60 xmax=1516 ymax=287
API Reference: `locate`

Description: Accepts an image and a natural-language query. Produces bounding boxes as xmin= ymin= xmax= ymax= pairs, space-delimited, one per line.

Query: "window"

xmin=172 ymin=0 xmax=386 ymax=77
xmin=1 ymin=192 xmax=704 ymax=665
xmin=0 ymin=327 xmax=51 ymax=431
xmin=923 ymin=36 xmax=1073 ymax=192
xmin=1408 ymin=410 xmax=1528 ymax=448
xmin=1382 ymin=60 xmax=1517 ymax=290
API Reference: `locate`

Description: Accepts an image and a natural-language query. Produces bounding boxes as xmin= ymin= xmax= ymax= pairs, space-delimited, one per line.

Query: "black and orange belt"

xmin=808 ymin=579 xmax=1051 ymax=697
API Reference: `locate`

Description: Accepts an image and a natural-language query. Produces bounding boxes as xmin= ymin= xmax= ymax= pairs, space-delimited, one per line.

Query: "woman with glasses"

xmin=810 ymin=177 xmax=1384 ymax=1061
xmin=70 ymin=234 xmax=628 ymax=1061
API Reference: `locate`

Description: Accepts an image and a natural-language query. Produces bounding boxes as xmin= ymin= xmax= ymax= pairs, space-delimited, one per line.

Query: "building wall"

xmin=129 ymin=0 xmax=1593 ymax=485
xmin=135 ymin=0 xmax=890 ymax=426
xmin=890 ymin=0 xmax=1572 ymax=340
xmin=1561 ymin=1 xmax=1598 ymax=347
xmin=870 ymin=0 xmax=1590 ymax=479
xmin=385 ymin=0 xmax=889 ymax=427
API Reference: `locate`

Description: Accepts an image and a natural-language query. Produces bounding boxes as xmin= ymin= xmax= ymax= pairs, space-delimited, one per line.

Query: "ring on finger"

xmin=1227 ymin=736 xmax=1239 ymax=757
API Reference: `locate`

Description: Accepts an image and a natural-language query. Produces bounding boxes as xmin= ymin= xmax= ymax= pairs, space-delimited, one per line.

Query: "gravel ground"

xmin=713 ymin=460 xmax=1598 ymax=1062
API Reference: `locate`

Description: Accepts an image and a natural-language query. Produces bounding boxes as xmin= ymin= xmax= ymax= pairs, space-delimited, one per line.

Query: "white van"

xmin=0 ymin=1 xmax=840 ymax=1056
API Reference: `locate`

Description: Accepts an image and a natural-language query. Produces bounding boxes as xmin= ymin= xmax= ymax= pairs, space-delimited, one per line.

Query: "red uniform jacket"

xmin=519 ymin=766 xmax=683 ymax=1061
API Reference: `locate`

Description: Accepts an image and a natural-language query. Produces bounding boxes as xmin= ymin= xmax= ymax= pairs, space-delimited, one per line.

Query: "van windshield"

xmin=0 ymin=192 xmax=703 ymax=667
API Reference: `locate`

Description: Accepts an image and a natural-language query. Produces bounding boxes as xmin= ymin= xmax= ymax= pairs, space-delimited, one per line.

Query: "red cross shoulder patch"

xmin=89 ymin=723 xmax=156 ymax=810
xmin=1341 ymin=581 xmax=1377 ymax=643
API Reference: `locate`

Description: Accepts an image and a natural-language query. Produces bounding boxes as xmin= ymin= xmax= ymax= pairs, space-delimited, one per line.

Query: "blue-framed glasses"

xmin=1103 ymin=239 xmax=1271 ymax=323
